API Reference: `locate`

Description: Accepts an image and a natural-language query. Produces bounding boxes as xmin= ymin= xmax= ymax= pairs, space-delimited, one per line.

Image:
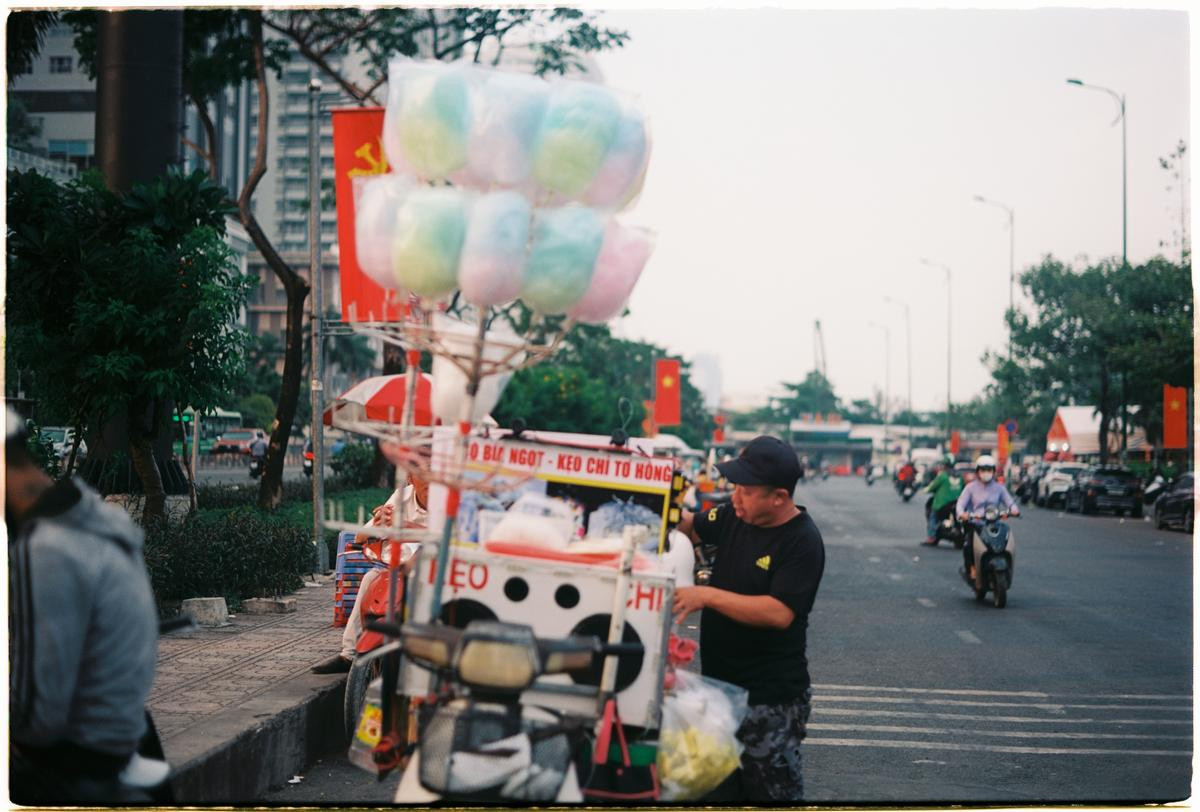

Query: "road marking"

xmin=888 ymin=573 xmax=903 ymax=581
xmin=868 ymin=556 xmax=881 ymax=563
xmin=815 ymin=684 xmax=1192 ymax=702
xmin=916 ymin=597 xmax=936 ymax=608
xmin=956 ymin=630 xmax=981 ymax=644
xmin=815 ymin=708 xmax=1193 ymax=726
xmin=912 ymin=758 xmax=946 ymax=765
xmin=817 ymin=695 xmax=1192 ymax=712
xmin=805 ymin=737 xmax=1191 ymax=757
xmin=809 ymin=723 xmax=1192 ymax=741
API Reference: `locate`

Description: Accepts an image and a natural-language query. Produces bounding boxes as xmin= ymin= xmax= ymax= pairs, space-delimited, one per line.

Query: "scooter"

xmin=896 ymin=478 xmax=915 ymax=502
xmin=303 ymin=450 xmax=313 ymax=478
xmin=249 ymin=455 xmax=264 ymax=479
xmin=383 ymin=619 xmax=642 ymax=803
xmin=960 ymin=507 xmax=1018 ymax=608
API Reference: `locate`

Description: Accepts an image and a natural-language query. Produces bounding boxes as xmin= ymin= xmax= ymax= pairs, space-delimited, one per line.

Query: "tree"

xmin=6 ymin=168 xmax=254 ymax=523
xmin=6 ymin=11 xmax=59 ymax=81
xmin=7 ymin=98 xmax=43 ymax=152
xmin=778 ymin=371 xmax=839 ymax=419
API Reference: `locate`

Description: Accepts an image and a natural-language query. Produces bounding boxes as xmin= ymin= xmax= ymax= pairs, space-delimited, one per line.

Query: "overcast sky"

xmin=591 ymin=4 xmax=1190 ymax=413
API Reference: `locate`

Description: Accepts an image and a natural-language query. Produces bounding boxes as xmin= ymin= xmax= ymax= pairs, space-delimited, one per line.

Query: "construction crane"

xmin=814 ymin=320 xmax=829 ymax=381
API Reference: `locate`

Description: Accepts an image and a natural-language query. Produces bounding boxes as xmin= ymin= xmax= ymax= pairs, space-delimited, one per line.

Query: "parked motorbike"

xmin=960 ymin=507 xmax=1018 ymax=608
xmin=384 ymin=619 xmax=642 ymax=803
xmin=249 ymin=455 xmax=264 ymax=479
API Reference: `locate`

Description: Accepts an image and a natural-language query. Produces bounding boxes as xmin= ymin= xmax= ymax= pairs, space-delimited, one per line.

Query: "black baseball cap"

xmin=716 ymin=435 xmax=802 ymax=493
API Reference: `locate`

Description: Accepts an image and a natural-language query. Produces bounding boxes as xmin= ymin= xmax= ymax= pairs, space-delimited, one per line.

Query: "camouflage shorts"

xmin=736 ymin=688 xmax=813 ymax=802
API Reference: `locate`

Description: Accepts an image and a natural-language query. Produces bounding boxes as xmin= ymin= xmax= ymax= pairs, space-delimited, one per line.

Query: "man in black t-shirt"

xmin=675 ymin=435 xmax=825 ymax=802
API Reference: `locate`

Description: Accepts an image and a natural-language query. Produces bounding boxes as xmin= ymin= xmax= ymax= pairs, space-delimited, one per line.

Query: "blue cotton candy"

xmin=521 ymin=206 xmax=605 ymax=314
xmin=532 ymin=84 xmax=621 ymax=198
xmin=392 ymin=187 xmax=468 ymax=299
xmin=458 ymin=191 xmax=532 ymax=306
xmin=583 ymin=105 xmax=649 ymax=210
xmin=468 ymin=72 xmax=548 ymax=187
xmin=396 ymin=66 xmax=471 ymax=180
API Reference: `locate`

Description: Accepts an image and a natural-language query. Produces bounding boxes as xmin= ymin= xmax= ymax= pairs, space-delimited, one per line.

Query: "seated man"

xmin=312 ymin=475 xmax=428 ymax=674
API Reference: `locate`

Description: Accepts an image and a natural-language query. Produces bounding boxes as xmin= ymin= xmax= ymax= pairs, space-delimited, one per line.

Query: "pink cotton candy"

xmin=353 ymin=174 xmax=412 ymax=290
xmin=582 ymin=106 xmax=650 ymax=211
xmin=565 ymin=222 xmax=654 ymax=324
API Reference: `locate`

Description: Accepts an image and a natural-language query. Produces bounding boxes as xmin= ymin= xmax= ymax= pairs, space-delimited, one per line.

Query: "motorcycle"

xmin=960 ymin=507 xmax=1018 ymax=608
xmin=896 ymin=478 xmax=915 ymax=502
xmin=1143 ymin=474 xmax=1167 ymax=506
xmin=303 ymin=450 xmax=313 ymax=478
xmin=249 ymin=455 xmax=264 ymax=479
xmin=383 ymin=619 xmax=642 ymax=803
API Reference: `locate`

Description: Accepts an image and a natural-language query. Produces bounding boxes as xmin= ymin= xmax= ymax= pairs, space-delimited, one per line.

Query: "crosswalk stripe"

xmin=816 ymin=707 xmax=1193 ymax=726
xmin=809 ymin=723 xmax=1192 ymax=741
xmin=805 ymin=737 xmax=1191 ymax=757
xmin=819 ymin=695 xmax=1192 ymax=712
xmin=815 ymin=683 xmax=1191 ymax=702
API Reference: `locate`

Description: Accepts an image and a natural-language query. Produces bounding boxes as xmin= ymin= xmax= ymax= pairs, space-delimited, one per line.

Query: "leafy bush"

xmin=22 ymin=421 xmax=62 ymax=480
xmin=329 ymin=442 xmax=376 ymax=488
xmin=143 ymin=506 xmax=317 ymax=612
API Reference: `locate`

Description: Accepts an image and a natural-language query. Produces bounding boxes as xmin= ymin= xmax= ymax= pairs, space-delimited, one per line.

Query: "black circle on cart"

xmin=554 ymin=584 xmax=580 ymax=609
xmin=438 ymin=598 xmax=497 ymax=629
xmin=567 ymin=614 xmax=643 ymax=693
xmin=504 ymin=577 xmax=530 ymax=602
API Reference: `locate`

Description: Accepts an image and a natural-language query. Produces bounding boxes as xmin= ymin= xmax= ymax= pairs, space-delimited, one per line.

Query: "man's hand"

xmin=371 ymin=503 xmax=395 ymax=527
xmin=673 ymin=585 xmax=709 ymax=625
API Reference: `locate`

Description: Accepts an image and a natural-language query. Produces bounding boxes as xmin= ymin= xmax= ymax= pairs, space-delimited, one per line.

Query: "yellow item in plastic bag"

xmin=658 ymin=725 xmax=741 ymax=800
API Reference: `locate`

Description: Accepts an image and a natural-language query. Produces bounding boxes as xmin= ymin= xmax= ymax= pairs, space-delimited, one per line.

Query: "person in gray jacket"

xmin=7 ymin=408 xmax=159 ymax=804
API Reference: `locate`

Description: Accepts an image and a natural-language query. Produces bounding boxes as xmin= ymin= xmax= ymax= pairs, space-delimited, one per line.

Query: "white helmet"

xmin=975 ymin=454 xmax=996 ymax=470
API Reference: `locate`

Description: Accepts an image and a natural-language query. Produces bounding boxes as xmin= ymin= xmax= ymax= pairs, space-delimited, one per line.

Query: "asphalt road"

xmin=261 ymin=476 xmax=1192 ymax=805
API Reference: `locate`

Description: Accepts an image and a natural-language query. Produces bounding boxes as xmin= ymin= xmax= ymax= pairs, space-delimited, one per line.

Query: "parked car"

xmin=1036 ymin=462 xmax=1088 ymax=508
xmin=1064 ymin=466 xmax=1143 ymax=517
xmin=41 ymin=426 xmax=87 ymax=464
xmin=211 ymin=428 xmax=263 ymax=455
xmin=1153 ymin=473 xmax=1194 ymax=533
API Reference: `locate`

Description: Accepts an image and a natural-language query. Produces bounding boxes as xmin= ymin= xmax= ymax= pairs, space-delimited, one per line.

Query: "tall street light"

xmin=973 ymin=195 xmax=1015 ymax=357
xmin=883 ymin=296 xmax=913 ymax=453
xmin=1067 ymin=77 xmax=1127 ymax=268
xmin=867 ymin=321 xmax=891 ymax=465
xmin=918 ymin=258 xmax=952 ymax=447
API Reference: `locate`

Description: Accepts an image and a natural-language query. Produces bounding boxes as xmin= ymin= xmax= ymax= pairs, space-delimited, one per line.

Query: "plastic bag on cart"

xmin=656 ymin=670 xmax=749 ymax=801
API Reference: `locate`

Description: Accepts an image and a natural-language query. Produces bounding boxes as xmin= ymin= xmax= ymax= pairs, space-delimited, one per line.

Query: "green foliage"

xmin=22 ymin=421 xmax=62 ymax=480
xmin=779 ymin=371 xmax=839 ymax=418
xmin=329 ymin=442 xmax=376 ymax=488
xmin=6 ymin=167 xmax=255 ymax=453
xmin=237 ymin=393 xmax=276 ymax=432
xmin=7 ymin=98 xmax=42 ymax=151
xmin=142 ymin=507 xmax=316 ymax=609
xmin=6 ymin=10 xmax=59 ymax=80
xmin=492 ymin=321 xmax=711 ymax=448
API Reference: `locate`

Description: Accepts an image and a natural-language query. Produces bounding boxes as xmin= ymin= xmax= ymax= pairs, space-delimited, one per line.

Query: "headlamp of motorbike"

xmin=453 ymin=620 xmax=541 ymax=691
xmin=984 ymin=506 xmax=999 ymax=521
xmin=541 ymin=636 xmax=599 ymax=674
xmin=400 ymin=623 xmax=459 ymax=669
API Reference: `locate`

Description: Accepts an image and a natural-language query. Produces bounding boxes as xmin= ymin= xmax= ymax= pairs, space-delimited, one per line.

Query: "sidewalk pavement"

xmin=152 ymin=574 xmax=350 ymax=804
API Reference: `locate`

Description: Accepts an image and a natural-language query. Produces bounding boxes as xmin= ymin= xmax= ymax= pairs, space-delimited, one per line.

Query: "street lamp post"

xmin=918 ymin=258 xmax=953 ymax=447
xmin=1067 ymin=78 xmax=1127 ymax=268
xmin=883 ymin=296 xmax=913 ymax=454
xmin=973 ymin=195 xmax=1015 ymax=356
xmin=308 ymin=78 xmax=328 ymax=573
xmin=867 ymin=321 xmax=891 ymax=466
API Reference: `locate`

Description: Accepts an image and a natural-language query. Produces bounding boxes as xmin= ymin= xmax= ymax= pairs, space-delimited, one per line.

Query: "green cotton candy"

xmin=521 ymin=206 xmax=605 ymax=314
xmin=398 ymin=68 xmax=471 ymax=179
xmin=392 ymin=188 xmax=468 ymax=299
xmin=532 ymin=84 xmax=621 ymax=198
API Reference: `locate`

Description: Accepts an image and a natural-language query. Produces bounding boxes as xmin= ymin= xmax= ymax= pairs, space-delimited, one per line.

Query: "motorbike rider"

xmin=955 ymin=455 xmax=1019 ymax=579
xmin=922 ymin=454 xmax=963 ymax=545
xmin=249 ymin=430 xmax=267 ymax=467
xmin=896 ymin=459 xmax=916 ymax=489
xmin=6 ymin=408 xmax=160 ymax=804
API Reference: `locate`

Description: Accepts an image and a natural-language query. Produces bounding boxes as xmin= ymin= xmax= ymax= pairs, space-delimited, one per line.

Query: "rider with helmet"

xmin=955 ymin=455 xmax=1019 ymax=577
xmin=921 ymin=454 xmax=963 ymax=545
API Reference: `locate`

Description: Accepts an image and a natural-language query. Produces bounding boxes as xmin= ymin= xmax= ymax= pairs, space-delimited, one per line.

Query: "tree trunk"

xmin=238 ymin=12 xmax=310 ymax=511
xmin=1097 ymin=361 xmax=1110 ymax=466
xmin=129 ymin=398 xmax=167 ymax=526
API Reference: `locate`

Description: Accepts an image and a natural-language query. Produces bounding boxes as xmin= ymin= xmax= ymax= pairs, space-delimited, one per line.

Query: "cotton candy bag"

xmin=392 ymin=187 xmax=469 ymax=299
xmin=521 ymin=205 xmax=605 ymax=314
xmin=383 ymin=58 xmax=472 ymax=181
xmin=458 ymin=190 xmax=532 ymax=307
xmin=352 ymin=174 xmax=414 ymax=289
xmin=566 ymin=223 xmax=653 ymax=323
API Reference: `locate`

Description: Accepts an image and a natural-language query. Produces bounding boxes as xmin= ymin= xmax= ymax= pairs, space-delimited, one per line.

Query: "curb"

xmin=166 ymin=672 xmax=348 ymax=804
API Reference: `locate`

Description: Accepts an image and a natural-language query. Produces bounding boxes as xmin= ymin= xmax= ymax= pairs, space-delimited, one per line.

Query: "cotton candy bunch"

xmin=566 ymin=223 xmax=653 ymax=323
xmin=353 ymin=174 xmax=414 ymax=289
xmin=392 ymin=187 xmax=468 ymax=298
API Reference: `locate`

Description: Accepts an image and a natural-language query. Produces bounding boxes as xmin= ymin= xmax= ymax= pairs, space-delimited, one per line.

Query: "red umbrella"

xmin=323 ymin=373 xmax=434 ymax=427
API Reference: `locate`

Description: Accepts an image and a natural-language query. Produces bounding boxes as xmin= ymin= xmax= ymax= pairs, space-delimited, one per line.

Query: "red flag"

xmin=331 ymin=108 xmax=407 ymax=323
xmin=950 ymin=430 xmax=961 ymax=456
xmin=642 ymin=400 xmax=657 ymax=437
xmin=996 ymin=424 xmax=1009 ymax=466
xmin=1163 ymin=384 xmax=1188 ymax=449
xmin=654 ymin=359 xmax=682 ymax=427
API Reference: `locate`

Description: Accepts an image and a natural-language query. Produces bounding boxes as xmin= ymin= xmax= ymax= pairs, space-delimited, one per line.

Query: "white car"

xmin=42 ymin=426 xmax=87 ymax=464
xmin=1037 ymin=462 xmax=1087 ymax=507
